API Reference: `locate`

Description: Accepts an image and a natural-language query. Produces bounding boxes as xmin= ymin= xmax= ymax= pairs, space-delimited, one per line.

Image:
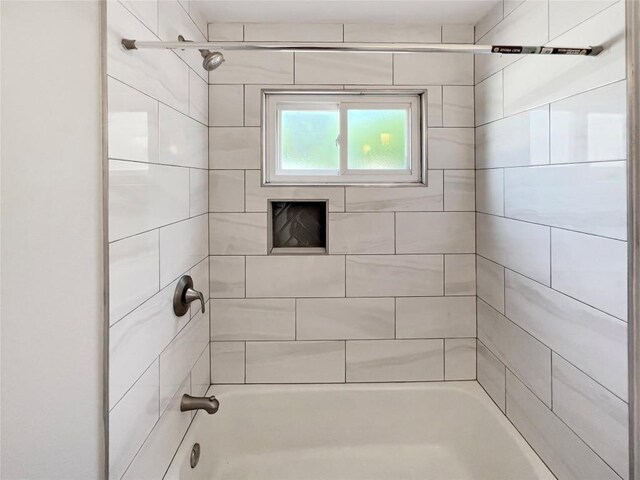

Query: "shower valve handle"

xmin=173 ymin=275 xmax=205 ymax=317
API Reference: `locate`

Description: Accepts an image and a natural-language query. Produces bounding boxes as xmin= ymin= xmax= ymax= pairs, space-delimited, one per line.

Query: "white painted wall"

xmin=1 ymin=2 xmax=104 ymax=478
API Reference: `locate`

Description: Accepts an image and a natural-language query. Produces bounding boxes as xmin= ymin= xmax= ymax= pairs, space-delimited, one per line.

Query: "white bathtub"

xmin=165 ymin=382 xmax=554 ymax=480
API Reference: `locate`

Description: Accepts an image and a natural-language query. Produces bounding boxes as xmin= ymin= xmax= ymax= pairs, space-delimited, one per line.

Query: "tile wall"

xmin=474 ymin=1 xmax=629 ymax=479
xmin=208 ymin=22 xmax=478 ymax=385
xmin=106 ymin=1 xmax=209 ymax=478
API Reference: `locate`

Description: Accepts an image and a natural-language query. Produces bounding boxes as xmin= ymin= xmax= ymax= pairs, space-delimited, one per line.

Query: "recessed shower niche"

xmin=268 ymin=200 xmax=328 ymax=254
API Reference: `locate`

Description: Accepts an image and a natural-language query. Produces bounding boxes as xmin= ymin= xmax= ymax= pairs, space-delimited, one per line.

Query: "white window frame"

xmin=262 ymin=90 xmax=427 ymax=186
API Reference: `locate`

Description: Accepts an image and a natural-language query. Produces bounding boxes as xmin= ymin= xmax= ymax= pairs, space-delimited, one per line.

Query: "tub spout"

xmin=180 ymin=394 xmax=219 ymax=414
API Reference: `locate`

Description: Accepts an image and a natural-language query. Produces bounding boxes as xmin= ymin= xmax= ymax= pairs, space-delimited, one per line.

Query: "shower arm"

xmin=121 ymin=39 xmax=603 ymax=56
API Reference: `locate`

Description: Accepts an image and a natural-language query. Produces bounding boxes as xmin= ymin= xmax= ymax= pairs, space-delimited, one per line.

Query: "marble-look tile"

xmin=476 ymin=106 xmax=550 ymax=168
xmin=109 ymin=230 xmax=159 ymax=325
xmin=478 ymin=299 xmax=552 ymax=406
xmin=245 ymin=170 xmax=344 ymax=212
xmin=189 ymin=169 xmax=208 ymax=217
xmin=121 ymin=375 xmax=190 ymax=480
xmin=552 ymin=354 xmax=629 ymax=478
xmin=346 ymin=339 xmax=444 ymax=382
xmin=504 ymin=0 xmax=525 ymax=16
xmin=189 ymin=71 xmax=208 ymax=125
xmin=209 ymin=85 xmax=244 ymax=127
xmin=246 ymin=341 xmax=345 ymax=383
xmin=427 ymin=128 xmax=475 ymax=169
xmin=109 ymin=361 xmax=159 ymax=480
xmin=244 ymin=84 xmax=343 ymax=127
xmin=159 ymin=309 xmax=209 ymax=412
xmin=189 ymin=257 xmax=210 ymax=318
xmin=157 ymin=0 xmax=207 ymax=81
xmin=476 ymin=169 xmax=504 ymax=216
xmin=505 ymin=270 xmax=628 ymax=399
xmin=188 ymin=2 xmax=208 ymax=38
xmin=109 ymin=278 xmax=189 ymax=409
xmin=346 ymin=170 xmax=443 ymax=212
xmin=477 ymin=339 xmax=506 ymax=412
xmin=477 ymin=213 xmax=551 ymax=285
xmin=552 ymin=228 xmax=627 ymax=320
xmin=107 ymin=78 xmax=158 ymax=163
xmin=506 ymin=371 xmax=620 ymax=480
xmin=442 ymin=25 xmax=474 ymax=44
xmin=119 ymin=0 xmax=157 ymax=34
xmin=211 ymin=341 xmax=245 ymax=384
xmin=245 ymin=23 xmax=343 ymax=41
xmin=444 ymin=170 xmax=475 ymax=211
xmin=207 ymin=23 xmax=244 ymax=41
xmin=475 ymin=72 xmax=503 ymax=126
xmin=474 ymin=0 xmax=504 ymax=41
xmin=344 ymin=24 xmax=441 ymax=42
xmin=210 ymin=256 xmax=245 ymax=298
xmin=209 ymin=127 xmax=261 ymax=169
xmin=295 ymin=53 xmax=392 ymax=85
xmin=246 ymin=256 xmax=346 ymax=298
xmin=396 ymin=296 xmax=476 ymax=338
xmin=477 ymin=255 xmax=505 ymax=313
xmin=108 ymin=160 xmax=189 ymax=242
xmin=329 ymin=213 xmax=395 ymax=254
xmin=208 ymin=51 xmax=293 ymax=84
xmin=211 ymin=299 xmax=295 ymax=340
xmin=504 ymin=161 xmax=627 ymax=240
xmin=107 ymin=1 xmax=189 ymax=113
xmin=444 ymin=339 xmax=476 ymax=380
xmin=551 ymin=81 xmax=627 ymax=164
xmin=444 ymin=254 xmax=476 ymax=295
xmin=549 ymin=0 xmax=618 ymax=40
xmin=296 ymin=298 xmax=395 ymax=340
xmin=396 ymin=212 xmax=475 ymax=254
xmin=394 ymin=53 xmax=474 ymax=85
xmin=159 ymin=215 xmax=208 ymax=287
xmin=443 ymin=86 xmax=474 ymax=127
xmin=209 ymin=212 xmax=267 ymax=255
xmin=158 ymin=104 xmax=207 ymax=169
xmin=474 ymin=0 xmax=548 ymax=83
xmin=346 ymin=255 xmax=443 ymax=297
xmin=503 ymin=2 xmax=625 ymax=117
xmin=209 ymin=170 xmax=244 ymax=212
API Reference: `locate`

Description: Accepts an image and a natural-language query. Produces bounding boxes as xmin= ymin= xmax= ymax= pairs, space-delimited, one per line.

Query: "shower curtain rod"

xmin=121 ymin=39 xmax=603 ymax=56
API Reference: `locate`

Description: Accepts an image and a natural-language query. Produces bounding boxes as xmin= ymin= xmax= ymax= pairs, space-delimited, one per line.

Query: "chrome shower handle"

xmin=173 ymin=275 xmax=206 ymax=317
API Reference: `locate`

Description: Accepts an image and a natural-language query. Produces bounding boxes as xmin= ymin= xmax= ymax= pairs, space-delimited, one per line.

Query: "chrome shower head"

xmin=200 ymin=50 xmax=225 ymax=71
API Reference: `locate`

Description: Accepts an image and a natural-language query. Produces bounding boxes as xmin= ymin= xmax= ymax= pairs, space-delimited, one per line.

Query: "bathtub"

xmin=165 ymin=382 xmax=554 ymax=480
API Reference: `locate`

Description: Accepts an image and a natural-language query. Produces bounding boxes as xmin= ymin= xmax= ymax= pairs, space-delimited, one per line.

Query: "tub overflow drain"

xmin=190 ymin=443 xmax=201 ymax=469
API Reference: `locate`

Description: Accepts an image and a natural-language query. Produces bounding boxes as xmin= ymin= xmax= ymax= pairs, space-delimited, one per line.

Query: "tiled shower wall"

xmin=106 ymin=1 xmax=210 ymax=478
xmin=208 ymin=23 xmax=478 ymax=384
xmin=474 ymin=1 xmax=628 ymax=479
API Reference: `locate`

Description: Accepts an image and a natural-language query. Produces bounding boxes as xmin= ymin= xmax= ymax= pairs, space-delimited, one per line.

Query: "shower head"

xmin=200 ymin=50 xmax=225 ymax=71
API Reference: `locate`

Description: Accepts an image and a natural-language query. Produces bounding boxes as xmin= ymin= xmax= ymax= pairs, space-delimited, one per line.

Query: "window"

xmin=262 ymin=90 xmax=427 ymax=185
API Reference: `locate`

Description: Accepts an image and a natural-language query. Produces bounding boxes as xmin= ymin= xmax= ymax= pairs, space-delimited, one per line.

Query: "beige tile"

xmin=297 ymin=298 xmax=395 ymax=340
xmin=443 ymin=86 xmax=474 ymax=127
xmin=442 ymin=25 xmax=474 ymax=44
xmin=295 ymin=53 xmax=392 ymax=85
xmin=346 ymin=339 xmax=444 ymax=382
xmin=246 ymin=255 xmax=346 ymax=297
xmin=477 ymin=339 xmax=506 ymax=412
xmin=246 ymin=341 xmax=345 ymax=383
xmin=396 ymin=212 xmax=475 ymax=254
xmin=476 ymin=169 xmax=504 ymax=216
xmin=474 ymin=0 xmax=504 ymax=41
xmin=549 ymin=0 xmax=618 ymax=39
xmin=428 ymin=128 xmax=475 ymax=169
xmin=210 ymin=256 xmax=245 ymax=298
xmin=476 ymin=255 xmax=505 ymax=313
xmin=394 ymin=53 xmax=473 ymax=85
xmin=209 ymin=51 xmax=293 ymax=84
xmin=159 ymin=215 xmax=208 ymax=288
xmin=189 ymin=169 xmax=208 ymax=217
xmin=396 ymin=296 xmax=476 ymax=338
xmin=209 ymin=170 xmax=244 ymax=212
xmin=207 ymin=23 xmax=244 ymax=41
xmin=159 ymin=104 xmax=208 ymax=169
xmin=478 ymin=299 xmax=552 ymax=406
xmin=209 ymin=213 xmax=267 ymax=255
xmin=245 ymin=23 xmax=343 ymax=41
xmin=209 ymin=85 xmax=244 ymax=127
xmin=445 ymin=254 xmax=476 ymax=295
xmin=346 ymin=255 xmax=443 ymax=297
xmin=445 ymin=338 xmax=476 ymax=380
xmin=444 ymin=170 xmax=475 ymax=211
xmin=209 ymin=127 xmax=260 ymax=169
xmin=344 ymin=24 xmax=441 ymax=42
xmin=211 ymin=299 xmax=295 ymax=340
xmin=211 ymin=341 xmax=245 ymax=383
xmin=329 ymin=213 xmax=395 ymax=254
xmin=475 ymin=72 xmax=503 ymax=126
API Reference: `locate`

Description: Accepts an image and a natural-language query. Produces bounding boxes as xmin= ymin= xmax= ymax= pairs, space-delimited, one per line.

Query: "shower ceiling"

xmin=191 ymin=0 xmax=501 ymax=24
